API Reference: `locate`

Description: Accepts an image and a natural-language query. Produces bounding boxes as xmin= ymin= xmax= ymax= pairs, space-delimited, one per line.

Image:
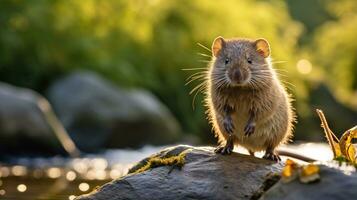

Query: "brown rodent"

xmin=205 ymin=36 xmax=295 ymax=161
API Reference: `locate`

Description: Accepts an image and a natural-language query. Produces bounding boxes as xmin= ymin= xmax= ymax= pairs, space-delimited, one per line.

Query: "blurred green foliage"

xmin=311 ymin=0 xmax=357 ymax=107
xmin=0 ymin=0 xmax=355 ymax=142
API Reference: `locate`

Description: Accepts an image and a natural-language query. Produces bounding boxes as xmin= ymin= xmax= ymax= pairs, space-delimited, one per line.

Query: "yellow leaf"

xmin=281 ymin=159 xmax=298 ymax=183
xmin=339 ymin=126 xmax=357 ymax=163
xmin=300 ymin=164 xmax=320 ymax=177
xmin=299 ymin=164 xmax=320 ymax=183
xmin=333 ymin=142 xmax=342 ymax=158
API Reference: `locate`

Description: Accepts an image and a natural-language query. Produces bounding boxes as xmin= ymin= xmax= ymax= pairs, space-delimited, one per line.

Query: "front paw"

xmin=214 ymin=136 xmax=234 ymax=155
xmin=244 ymin=122 xmax=255 ymax=136
xmin=263 ymin=152 xmax=281 ymax=162
xmin=223 ymin=118 xmax=234 ymax=134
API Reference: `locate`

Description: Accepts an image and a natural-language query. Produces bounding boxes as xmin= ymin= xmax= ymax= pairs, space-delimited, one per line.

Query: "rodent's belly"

xmin=231 ymin=114 xmax=282 ymax=152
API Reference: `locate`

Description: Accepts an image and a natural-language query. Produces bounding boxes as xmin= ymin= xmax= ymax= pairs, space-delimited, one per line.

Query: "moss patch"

xmin=129 ymin=149 xmax=190 ymax=175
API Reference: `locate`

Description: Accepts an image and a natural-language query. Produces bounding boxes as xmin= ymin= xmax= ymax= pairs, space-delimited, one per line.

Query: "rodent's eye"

xmin=225 ymin=58 xmax=230 ymax=65
xmin=247 ymin=58 xmax=253 ymax=64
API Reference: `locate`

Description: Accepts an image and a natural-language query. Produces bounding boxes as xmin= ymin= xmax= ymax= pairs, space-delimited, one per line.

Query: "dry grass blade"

xmin=316 ymin=109 xmax=340 ymax=158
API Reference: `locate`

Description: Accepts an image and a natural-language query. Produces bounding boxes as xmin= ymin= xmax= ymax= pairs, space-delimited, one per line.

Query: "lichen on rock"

xmin=129 ymin=148 xmax=190 ymax=175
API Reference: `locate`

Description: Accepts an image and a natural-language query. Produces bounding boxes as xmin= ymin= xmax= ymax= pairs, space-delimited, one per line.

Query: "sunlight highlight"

xmin=92 ymin=158 xmax=108 ymax=170
xmin=47 ymin=167 xmax=61 ymax=179
xmin=109 ymin=169 xmax=122 ymax=179
xmin=11 ymin=165 xmax=27 ymax=176
xmin=73 ymin=159 xmax=89 ymax=174
xmin=85 ymin=169 xmax=96 ymax=180
xmin=17 ymin=184 xmax=27 ymax=192
xmin=66 ymin=171 xmax=77 ymax=181
xmin=0 ymin=167 xmax=10 ymax=177
xmin=95 ymin=170 xmax=107 ymax=180
xmin=79 ymin=182 xmax=90 ymax=192
xmin=69 ymin=195 xmax=76 ymax=200
xmin=296 ymin=59 xmax=312 ymax=74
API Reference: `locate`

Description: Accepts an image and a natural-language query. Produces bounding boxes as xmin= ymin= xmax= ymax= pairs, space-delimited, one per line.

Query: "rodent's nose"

xmin=232 ymin=69 xmax=241 ymax=81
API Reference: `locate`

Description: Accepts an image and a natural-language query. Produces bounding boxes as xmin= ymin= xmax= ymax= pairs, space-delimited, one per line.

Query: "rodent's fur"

xmin=205 ymin=36 xmax=295 ymax=161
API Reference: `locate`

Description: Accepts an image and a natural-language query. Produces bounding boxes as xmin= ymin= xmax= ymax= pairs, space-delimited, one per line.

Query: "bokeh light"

xmin=47 ymin=168 xmax=62 ymax=179
xmin=78 ymin=182 xmax=90 ymax=192
xmin=0 ymin=167 xmax=10 ymax=177
xmin=109 ymin=169 xmax=122 ymax=179
xmin=91 ymin=158 xmax=108 ymax=170
xmin=296 ymin=59 xmax=312 ymax=74
xmin=66 ymin=171 xmax=77 ymax=181
xmin=95 ymin=170 xmax=107 ymax=180
xmin=11 ymin=165 xmax=27 ymax=176
xmin=73 ymin=159 xmax=89 ymax=174
xmin=17 ymin=184 xmax=27 ymax=192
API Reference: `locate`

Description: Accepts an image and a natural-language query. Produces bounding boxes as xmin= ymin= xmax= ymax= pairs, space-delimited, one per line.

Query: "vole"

xmin=205 ymin=36 xmax=295 ymax=161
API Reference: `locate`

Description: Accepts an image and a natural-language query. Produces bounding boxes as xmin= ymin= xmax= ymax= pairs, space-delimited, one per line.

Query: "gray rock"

xmin=47 ymin=71 xmax=181 ymax=152
xmin=260 ymin=162 xmax=357 ymax=200
xmin=76 ymin=145 xmax=283 ymax=200
xmin=0 ymin=82 xmax=65 ymax=155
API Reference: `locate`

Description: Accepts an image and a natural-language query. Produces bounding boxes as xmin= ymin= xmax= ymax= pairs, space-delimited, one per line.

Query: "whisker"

xmin=189 ymin=81 xmax=207 ymax=95
xmin=186 ymin=71 xmax=208 ymax=81
xmin=197 ymin=53 xmax=212 ymax=58
xmin=270 ymin=60 xmax=287 ymax=64
xmin=252 ymin=70 xmax=288 ymax=77
xmin=181 ymin=67 xmax=208 ymax=71
xmin=280 ymin=80 xmax=296 ymax=88
xmin=185 ymin=76 xmax=207 ymax=85
xmin=197 ymin=43 xmax=212 ymax=53
xmin=198 ymin=60 xmax=211 ymax=63
xmin=191 ymin=81 xmax=207 ymax=109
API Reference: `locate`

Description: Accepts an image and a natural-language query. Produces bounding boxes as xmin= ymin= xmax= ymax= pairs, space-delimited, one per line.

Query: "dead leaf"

xmin=281 ymin=159 xmax=299 ymax=183
xmin=299 ymin=164 xmax=320 ymax=183
xmin=339 ymin=126 xmax=357 ymax=163
xmin=281 ymin=159 xmax=320 ymax=184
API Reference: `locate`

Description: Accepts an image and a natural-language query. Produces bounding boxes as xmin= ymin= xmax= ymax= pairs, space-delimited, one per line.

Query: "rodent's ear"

xmin=212 ymin=36 xmax=225 ymax=57
xmin=254 ymin=38 xmax=270 ymax=58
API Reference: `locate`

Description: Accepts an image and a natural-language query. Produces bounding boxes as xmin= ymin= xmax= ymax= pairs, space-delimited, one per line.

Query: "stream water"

xmin=0 ymin=143 xmax=332 ymax=200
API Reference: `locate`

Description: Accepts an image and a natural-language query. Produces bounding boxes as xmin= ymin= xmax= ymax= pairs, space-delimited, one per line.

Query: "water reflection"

xmin=0 ymin=145 xmax=163 ymax=199
xmin=0 ymin=167 xmax=10 ymax=177
xmin=17 ymin=184 xmax=27 ymax=192
xmin=78 ymin=182 xmax=90 ymax=192
xmin=66 ymin=171 xmax=77 ymax=181
xmin=47 ymin=167 xmax=62 ymax=178
xmin=12 ymin=165 xmax=27 ymax=176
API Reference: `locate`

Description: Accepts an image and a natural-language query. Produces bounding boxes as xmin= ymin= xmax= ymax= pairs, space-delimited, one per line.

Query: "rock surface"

xmin=0 ymin=82 xmax=66 ymax=155
xmin=77 ymin=145 xmax=357 ymax=200
xmin=77 ymin=145 xmax=283 ymax=200
xmin=261 ymin=162 xmax=357 ymax=200
xmin=47 ymin=71 xmax=181 ymax=152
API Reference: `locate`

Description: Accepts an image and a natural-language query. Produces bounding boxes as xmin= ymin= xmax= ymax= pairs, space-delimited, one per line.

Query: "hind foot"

xmin=263 ymin=151 xmax=281 ymax=162
xmin=214 ymin=135 xmax=234 ymax=155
